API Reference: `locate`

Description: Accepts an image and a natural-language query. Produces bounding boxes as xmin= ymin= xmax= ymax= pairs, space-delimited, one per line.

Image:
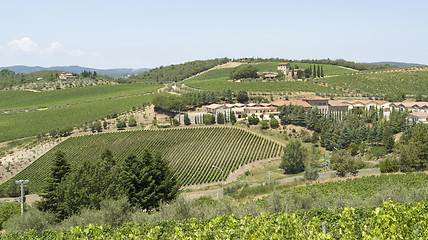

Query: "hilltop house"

xmin=277 ymin=63 xmax=291 ymax=76
xmin=58 ymin=72 xmax=76 ymax=81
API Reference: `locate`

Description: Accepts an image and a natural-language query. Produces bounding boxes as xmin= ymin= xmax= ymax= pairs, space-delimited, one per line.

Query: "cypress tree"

xmin=321 ymin=66 xmax=324 ymax=77
xmin=317 ymin=65 xmax=321 ymax=78
xmin=313 ymin=65 xmax=317 ymax=78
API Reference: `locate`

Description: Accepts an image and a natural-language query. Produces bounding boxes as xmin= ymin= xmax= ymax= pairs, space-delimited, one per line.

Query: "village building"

xmin=302 ymin=96 xmax=330 ymax=114
xmin=328 ymin=101 xmax=349 ymax=112
xmin=277 ymin=63 xmax=290 ymax=76
xmin=390 ymin=102 xmax=428 ymax=112
xmin=257 ymin=72 xmax=278 ymax=79
xmin=58 ymin=72 xmax=76 ymax=81
xmin=408 ymin=111 xmax=428 ymax=124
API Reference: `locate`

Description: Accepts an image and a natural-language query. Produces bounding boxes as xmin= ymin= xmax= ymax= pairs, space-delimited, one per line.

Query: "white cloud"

xmin=5 ymin=37 xmax=86 ymax=57
xmin=9 ymin=37 xmax=39 ymax=52
xmin=47 ymin=41 xmax=64 ymax=53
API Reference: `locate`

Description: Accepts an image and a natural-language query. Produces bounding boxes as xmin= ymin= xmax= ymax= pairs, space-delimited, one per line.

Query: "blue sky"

xmin=1 ymin=0 xmax=427 ymax=68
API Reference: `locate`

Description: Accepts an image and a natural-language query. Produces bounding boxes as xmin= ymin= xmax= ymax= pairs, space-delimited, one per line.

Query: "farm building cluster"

xmin=198 ymin=98 xmax=428 ymax=124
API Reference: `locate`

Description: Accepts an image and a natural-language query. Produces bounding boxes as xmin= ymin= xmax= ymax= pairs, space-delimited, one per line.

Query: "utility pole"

xmin=15 ymin=180 xmax=29 ymax=216
xmin=212 ymin=165 xmax=224 ymax=199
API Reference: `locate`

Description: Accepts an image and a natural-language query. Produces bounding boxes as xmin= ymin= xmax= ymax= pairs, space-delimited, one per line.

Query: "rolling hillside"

xmin=0 ymin=127 xmax=282 ymax=192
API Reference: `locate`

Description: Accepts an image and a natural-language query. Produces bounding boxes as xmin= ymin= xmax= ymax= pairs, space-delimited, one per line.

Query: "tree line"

xmin=123 ymin=58 xmax=229 ymax=84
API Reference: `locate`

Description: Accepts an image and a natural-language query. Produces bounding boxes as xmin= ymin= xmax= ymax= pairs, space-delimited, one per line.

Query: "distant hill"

xmin=0 ymin=65 xmax=151 ymax=78
xmin=368 ymin=62 xmax=424 ymax=67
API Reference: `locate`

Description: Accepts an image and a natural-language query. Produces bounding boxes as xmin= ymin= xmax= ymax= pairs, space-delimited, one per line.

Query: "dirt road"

xmin=183 ymin=168 xmax=381 ymax=200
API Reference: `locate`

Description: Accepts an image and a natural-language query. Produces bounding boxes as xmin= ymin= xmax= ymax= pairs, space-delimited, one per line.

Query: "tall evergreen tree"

xmin=321 ymin=66 xmax=324 ymax=77
xmin=38 ymin=151 xmax=70 ymax=219
xmin=230 ymin=110 xmax=237 ymax=125
xmin=317 ymin=65 xmax=321 ymax=78
xmin=313 ymin=65 xmax=317 ymax=78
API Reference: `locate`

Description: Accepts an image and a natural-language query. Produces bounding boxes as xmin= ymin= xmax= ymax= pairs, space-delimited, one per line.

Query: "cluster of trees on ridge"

xmin=123 ymin=58 xmax=229 ymax=84
xmin=0 ymin=69 xmax=110 ymax=90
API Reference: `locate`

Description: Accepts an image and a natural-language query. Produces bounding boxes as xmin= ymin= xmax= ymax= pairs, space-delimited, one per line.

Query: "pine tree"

xmin=38 ymin=151 xmax=70 ymax=219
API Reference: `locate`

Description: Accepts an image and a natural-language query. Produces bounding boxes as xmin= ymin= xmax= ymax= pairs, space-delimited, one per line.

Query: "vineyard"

xmin=3 ymin=201 xmax=427 ymax=239
xmin=318 ymin=70 xmax=428 ymax=95
xmin=185 ymin=77 xmax=343 ymax=93
xmin=1 ymin=127 xmax=282 ymax=192
xmin=0 ymin=92 xmax=167 ymax=142
xmin=0 ymin=83 xmax=162 ymax=111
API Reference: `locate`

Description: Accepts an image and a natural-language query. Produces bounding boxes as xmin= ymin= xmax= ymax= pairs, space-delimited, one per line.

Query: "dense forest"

xmin=123 ymin=58 xmax=229 ymax=84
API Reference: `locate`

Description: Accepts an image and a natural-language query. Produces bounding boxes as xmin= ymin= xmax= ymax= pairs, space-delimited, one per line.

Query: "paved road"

xmin=184 ymin=168 xmax=381 ymax=200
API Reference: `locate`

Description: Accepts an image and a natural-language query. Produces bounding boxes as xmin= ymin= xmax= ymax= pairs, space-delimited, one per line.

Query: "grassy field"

xmin=186 ymin=77 xmax=343 ymax=93
xmin=0 ymin=93 xmax=167 ymax=142
xmin=0 ymin=83 xmax=162 ymax=111
xmin=319 ymin=70 xmax=428 ymax=95
xmin=0 ymin=127 xmax=282 ymax=192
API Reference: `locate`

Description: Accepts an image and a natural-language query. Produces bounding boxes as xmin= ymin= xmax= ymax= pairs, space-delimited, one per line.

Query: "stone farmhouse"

xmin=58 ymin=72 xmax=76 ymax=81
xmin=277 ymin=63 xmax=291 ymax=76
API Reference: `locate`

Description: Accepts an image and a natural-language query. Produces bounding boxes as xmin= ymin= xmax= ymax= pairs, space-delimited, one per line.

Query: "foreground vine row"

xmin=3 ymin=201 xmax=427 ymax=239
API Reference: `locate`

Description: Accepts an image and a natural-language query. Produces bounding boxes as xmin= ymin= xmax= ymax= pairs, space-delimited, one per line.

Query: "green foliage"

xmin=280 ymin=140 xmax=307 ymax=174
xmin=183 ymin=114 xmax=191 ymax=125
xmin=127 ymin=117 xmax=137 ymax=127
xmin=236 ymin=90 xmax=249 ymax=103
xmin=229 ymin=64 xmax=258 ymax=79
xmin=116 ymin=120 xmax=126 ymax=130
xmin=369 ymin=146 xmax=387 ymax=160
xmin=0 ymin=127 xmax=281 ymax=192
xmin=269 ymin=118 xmax=279 ymax=129
xmin=304 ymin=167 xmax=319 ymax=181
xmin=120 ymin=150 xmax=179 ymax=211
xmin=38 ymin=150 xmax=70 ymax=220
xmin=152 ymin=94 xmax=184 ymax=112
xmin=203 ymin=114 xmax=215 ymax=125
xmin=216 ymin=112 xmax=224 ymax=124
xmin=90 ymin=121 xmax=102 ymax=133
xmin=230 ymin=111 xmax=236 ymax=125
xmin=5 ymin=201 xmax=428 ymax=239
xmin=330 ymin=150 xmax=362 ymax=177
xmin=0 ymin=202 xmax=21 ymax=230
xmin=260 ymin=120 xmax=269 ymax=129
xmin=247 ymin=114 xmax=259 ymax=125
xmin=3 ymin=208 xmax=55 ymax=234
xmin=126 ymin=58 xmax=229 ymax=84
xmin=379 ymin=158 xmax=400 ymax=173
xmin=398 ymin=123 xmax=428 ymax=172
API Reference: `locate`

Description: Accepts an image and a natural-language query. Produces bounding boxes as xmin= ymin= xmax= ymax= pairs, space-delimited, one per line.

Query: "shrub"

xmin=380 ymin=158 xmax=400 ymax=173
xmin=304 ymin=167 xmax=319 ymax=181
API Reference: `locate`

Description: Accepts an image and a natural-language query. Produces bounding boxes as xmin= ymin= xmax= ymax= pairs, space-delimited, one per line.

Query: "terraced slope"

xmin=2 ymin=127 xmax=282 ymax=192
